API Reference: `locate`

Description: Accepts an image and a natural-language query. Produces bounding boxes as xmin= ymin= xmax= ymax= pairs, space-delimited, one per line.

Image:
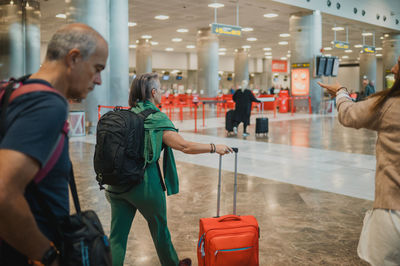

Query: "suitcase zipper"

xmin=214 ymin=246 xmax=252 ymax=256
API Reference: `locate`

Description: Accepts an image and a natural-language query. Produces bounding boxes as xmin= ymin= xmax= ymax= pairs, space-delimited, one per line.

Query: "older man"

xmin=0 ymin=24 xmax=108 ymax=265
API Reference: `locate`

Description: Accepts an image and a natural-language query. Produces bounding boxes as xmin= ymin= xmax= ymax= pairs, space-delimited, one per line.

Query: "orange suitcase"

xmin=197 ymin=148 xmax=259 ymax=266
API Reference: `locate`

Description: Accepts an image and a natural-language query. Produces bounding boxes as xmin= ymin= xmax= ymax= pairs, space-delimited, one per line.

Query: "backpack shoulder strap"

xmin=138 ymin=108 xmax=158 ymax=119
xmin=9 ymin=83 xmax=65 ymax=103
xmin=33 ymin=121 xmax=69 ymax=184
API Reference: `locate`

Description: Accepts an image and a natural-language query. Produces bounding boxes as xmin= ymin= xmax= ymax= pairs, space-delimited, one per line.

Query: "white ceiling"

xmin=39 ymin=0 xmax=398 ymax=63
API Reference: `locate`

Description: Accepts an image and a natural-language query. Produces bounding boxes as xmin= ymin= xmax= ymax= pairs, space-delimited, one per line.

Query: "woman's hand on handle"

xmin=215 ymin=145 xmax=233 ymax=155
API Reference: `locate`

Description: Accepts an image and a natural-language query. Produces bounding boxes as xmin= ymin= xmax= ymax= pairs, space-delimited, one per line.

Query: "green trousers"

xmin=106 ymin=166 xmax=179 ymax=266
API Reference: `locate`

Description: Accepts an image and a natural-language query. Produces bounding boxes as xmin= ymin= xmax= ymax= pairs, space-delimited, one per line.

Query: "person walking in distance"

xmin=232 ymin=79 xmax=261 ymax=136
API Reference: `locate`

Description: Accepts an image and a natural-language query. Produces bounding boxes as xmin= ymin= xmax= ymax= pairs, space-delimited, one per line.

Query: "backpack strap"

xmin=138 ymin=108 xmax=158 ymax=119
xmin=0 ymin=79 xmax=69 ymax=182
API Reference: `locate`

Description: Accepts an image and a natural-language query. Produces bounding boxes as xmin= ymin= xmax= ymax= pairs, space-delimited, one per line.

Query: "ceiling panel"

xmin=39 ymin=0 xmax=398 ymax=64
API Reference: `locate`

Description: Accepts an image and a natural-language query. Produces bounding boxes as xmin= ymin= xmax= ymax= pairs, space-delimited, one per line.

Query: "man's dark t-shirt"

xmin=0 ymin=79 xmax=71 ymax=264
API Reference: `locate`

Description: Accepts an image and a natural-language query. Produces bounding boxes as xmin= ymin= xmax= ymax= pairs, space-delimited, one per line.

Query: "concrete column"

xmin=383 ymin=34 xmax=400 ymax=89
xmin=135 ymin=38 xmax=152 ymax=75
xmin=197 ymin=27 xmax=219 ymax=97
xmin=359 ymin=52 xmax=377 ymax=93
xmin=234 ymin=48 xmax=249 ymax=89
xmin=109 ymin=0 xmax=129 ymax=106
xmin=289 ymin=10 xmax=322 ymax=113
xmin=25 ymin=1 xmax=41 ymax=74
xmin=67 ymin=0 xmax=110 ymax=133
xmin=261 ymin=58 xmax=272 ymax=90
xmin=0 ymin=1 xmax=40 ymax=80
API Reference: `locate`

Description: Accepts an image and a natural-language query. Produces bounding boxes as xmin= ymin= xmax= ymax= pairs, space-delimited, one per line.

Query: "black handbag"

xmin=32 ymin=166 xmax=112 ymax=266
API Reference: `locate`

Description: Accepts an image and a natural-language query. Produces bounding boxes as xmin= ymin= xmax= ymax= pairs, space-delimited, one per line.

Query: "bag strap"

xmin=138 ymin=108 xmax=158 ymax=119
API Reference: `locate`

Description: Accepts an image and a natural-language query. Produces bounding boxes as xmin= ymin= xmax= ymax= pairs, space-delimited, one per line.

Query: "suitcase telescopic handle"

xmin=216 ymin=147 xmax=238 ymax=218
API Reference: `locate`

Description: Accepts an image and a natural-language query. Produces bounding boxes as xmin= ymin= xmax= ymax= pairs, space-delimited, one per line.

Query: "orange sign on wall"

xmin=291 ymin=68 xmax=310 ymax=96
xmin=272 ymin=60 xmax=288 ymax=73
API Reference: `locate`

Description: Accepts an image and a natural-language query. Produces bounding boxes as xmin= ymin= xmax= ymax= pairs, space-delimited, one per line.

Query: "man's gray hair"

xmin=45 ymin=28 xmax=99 ymax=61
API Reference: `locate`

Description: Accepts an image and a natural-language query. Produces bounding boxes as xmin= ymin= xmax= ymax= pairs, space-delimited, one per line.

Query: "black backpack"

xmin=94 ymin=107 xmax=158 ymax=191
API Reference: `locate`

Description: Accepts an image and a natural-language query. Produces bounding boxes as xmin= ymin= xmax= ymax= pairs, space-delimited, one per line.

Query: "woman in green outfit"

xmin=106 ymin=73 xmax=233 ymax=266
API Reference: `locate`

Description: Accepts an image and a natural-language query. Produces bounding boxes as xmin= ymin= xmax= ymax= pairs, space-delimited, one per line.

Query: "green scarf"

xmin=131 ymin=100 xmax=179 ymax=195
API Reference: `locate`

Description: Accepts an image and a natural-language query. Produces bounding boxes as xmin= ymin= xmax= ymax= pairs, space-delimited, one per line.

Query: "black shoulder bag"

xmin=31 ymin=166 xmax=112 ymax=266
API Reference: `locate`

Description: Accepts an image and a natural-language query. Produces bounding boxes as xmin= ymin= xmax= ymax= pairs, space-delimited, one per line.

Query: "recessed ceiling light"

xmin=136 ymin=40 xmax=139 ymax=43
xmin=384 ymin=34 xmax=389 ymax=37
xmin=265 ymin=52 xmax=272 ymax=55
xmin=56 ymin=13 xmax=66 ymax=19
xmin=280 ymin=57 xmax=287 ymax=60
xmin=247 ymin=37 xmax=257 ymax=41
xmin=218 ymin=52 xmax=226 ymax=55
xmin=177 ymin=28 xmax=189 ymax=33
xmin=263 ymin=47 xmax=272 ymax=51
xmin=324 ymin=47 xmax=332 ymax=50
xmin=375 ymin=47 xmax=382 ymax=50
xmin=325 ymin=54 xmax=332 ymax=56
xmin=219 ymin=48 xmax=227 ymax=51
xmin=332 ymin=26 xmax=344 ymax=31
xmin=278 ymin=41 xmax=288 ymax=45
xmin=264 ymin=13 xmax=278 ymax=18
xmin=380 ymin=36 xmax=384 ymax=40
xmin=279 ymin=33 xmax=290 ymax=37
xmin=242 ymin=27 xmax=253 ymax=32
xmin=242 ymin=45 xmax=251 ymax=49
xmin=165 ymin=48 xmax=174 ymax=51
xmin=128 ymin=22 xmax=136 ymax=27
xmin=151 ymin=41 xmax=159 ymax=45
xmin=208 ymin=3 xmax=224 ymax=8
xmin=288 ymin=50 xmax=291 ymax=53
xmin=287 ymin=54 xmax=291 ymax=58
xmin=186 ymin=45 xmax=196 ymax=49
xmin=376 ymin=54 xmax=383 ymax=57
xmin=354 ymin=44 xmax=363 ymax=48
xmin=172 ymin=38 xmax=182 ymax=42
xmin=155 ymin=15 xmax=169 ymax=20
xmin=141 ymin=35 xmax=152 ymax=39
xmin=129 ymin=44 xmax=136 ymax=49
xmin=266 ymin=56 xmax=272 ymax=59
xmin=345 ymin=49 xmax=353 ymax=53
xmin=171 ymin=70 xmax=180 ymax=74
xmin=342 ymin=55 xmax=349 ymax=59
xmin=362 ymin=32 xmax=373 ymax=36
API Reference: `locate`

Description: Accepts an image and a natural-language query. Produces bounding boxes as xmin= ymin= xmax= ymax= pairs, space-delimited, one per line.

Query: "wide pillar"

xmin=135 ymin=38 xmax=152 ymax=75
xmin=110 ymin=0 xmax=129 ymax=106
xmin=289 ymin=10 xmax=322 ymax=113
xmin=382 ymin=34 xmax=400 ymax=89
xmin=197 ymin=27 xmax=219 ymax=97
xmin=359 ymin=53 xmax=377 ymax=94
xmin=234 ymin=48 xmax=249 ymax=89
xmin=0 ymin=0 xmax=40 ymax=80
xmin=261 ymin=58 xmax=272 ymax=90
xmin=68 ymin=0 xmax=110 ymax=133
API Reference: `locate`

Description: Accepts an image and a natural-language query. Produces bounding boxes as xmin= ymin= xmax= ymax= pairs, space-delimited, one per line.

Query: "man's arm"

xmin=0 ymin=149 xmax=54 ymax=261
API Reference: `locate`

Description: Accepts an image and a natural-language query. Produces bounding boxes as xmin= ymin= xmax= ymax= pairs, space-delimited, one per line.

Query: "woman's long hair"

xmin=371 ymin=61 xmax=400 ymax=112
xmin=128 ymin=73 xmax=159 ymax=107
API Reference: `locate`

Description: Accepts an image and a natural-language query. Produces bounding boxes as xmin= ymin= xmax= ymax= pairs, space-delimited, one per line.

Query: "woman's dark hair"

xmin=371 ymin=60 xmax=400 ymax=112
xmin=128 ymin=73 xmax=159 ymax=107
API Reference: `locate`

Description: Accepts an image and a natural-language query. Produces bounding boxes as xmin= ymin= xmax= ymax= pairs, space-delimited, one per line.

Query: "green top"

xmin=133 ymin=100 xmax=179 ymax=196
xmin=108 ymin=100 xmax=179 ymax=195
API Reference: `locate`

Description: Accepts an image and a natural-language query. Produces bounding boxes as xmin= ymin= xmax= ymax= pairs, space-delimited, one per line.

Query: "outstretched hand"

xmin=317 ymin=81 xmax=343 ymax=97
xmin=215 ymin=145 xmax=233 ymax=155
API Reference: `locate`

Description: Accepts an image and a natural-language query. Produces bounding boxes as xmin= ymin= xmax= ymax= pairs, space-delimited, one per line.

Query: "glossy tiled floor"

xmin=70 ymin=110 xmax=375 ymax=265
